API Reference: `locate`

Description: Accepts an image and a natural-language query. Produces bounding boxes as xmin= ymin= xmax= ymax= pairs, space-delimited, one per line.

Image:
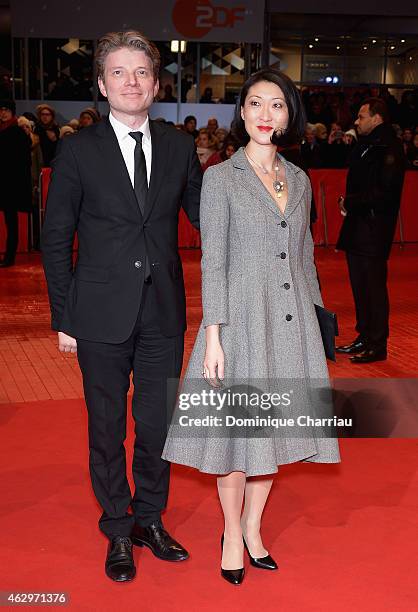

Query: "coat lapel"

xmin=144 ymin=120 xmax=170 ymax=222
xmin=231 ymin=147 xmax=305 ymax=219
xmin=96 ymin=117 xmax=143 ymax=219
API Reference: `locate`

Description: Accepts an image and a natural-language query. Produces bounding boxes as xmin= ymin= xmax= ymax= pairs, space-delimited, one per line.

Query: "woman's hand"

xmin=203 ymin=325 xmax=224 ymax=387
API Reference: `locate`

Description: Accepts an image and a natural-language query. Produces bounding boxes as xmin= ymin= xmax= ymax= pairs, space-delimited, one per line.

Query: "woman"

xmin=203 ymin=136 xmax=239 ymax=171
xmin=195 ymin=128 xmax=218 ymax=166
xmin=35 ymin=103 xmax=60 ymax=166
xmin=162 ymin=69 xmax=340 ymax=584
xmin=78 ymin=107 xmax=100 ymax=129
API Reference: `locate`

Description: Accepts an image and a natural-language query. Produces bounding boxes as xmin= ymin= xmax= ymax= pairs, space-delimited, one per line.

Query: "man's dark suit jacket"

xmin=41 ymin=117 xmax=202 ymax=342
xmin=336 ymin=123 xmax=405 ymax=260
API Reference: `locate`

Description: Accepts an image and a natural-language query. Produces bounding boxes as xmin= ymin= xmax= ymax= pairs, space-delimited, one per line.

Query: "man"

xmin=206 ymin=116 xmax=218 ymax=136
xmin=183 ymin=114 xmax=198 ymax=139
xmin=42 ymin=31 xmax=201 ymax=582
xmin=0 ymin=100 xmax=32 ymax=267
xmin=336 ymin=98 xmax=405 ymax=363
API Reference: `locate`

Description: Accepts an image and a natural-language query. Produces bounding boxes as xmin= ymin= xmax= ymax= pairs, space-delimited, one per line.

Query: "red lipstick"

xmin=257 ymin=126 xmax=273 ymax=132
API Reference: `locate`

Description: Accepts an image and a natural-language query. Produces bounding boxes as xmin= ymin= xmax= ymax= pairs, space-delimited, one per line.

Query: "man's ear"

xmin=153 ymin=78 xmax=160 ymax=99
xmin=98 ymin=77 xmax=107 ymax=99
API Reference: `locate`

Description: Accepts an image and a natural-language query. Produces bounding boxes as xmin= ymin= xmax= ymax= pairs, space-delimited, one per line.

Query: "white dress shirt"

xmin=109 ymin=112 xmax=152 ymax=187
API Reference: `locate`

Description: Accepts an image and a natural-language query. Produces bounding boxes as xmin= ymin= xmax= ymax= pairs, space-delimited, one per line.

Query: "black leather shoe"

xmin=336 ymin=339 xmax=367 ymax=354
xmin=105 ymin=536 xmax=136 ymax=582
xmin=243 ymin=538 xmax=278 ymax=570
xmin=220 ymin=535 xmax=245 ymax=585
xmin=131 ymin=521 xmax=189 ymax=561
xmin=350 ymin=348 xmax=387 ymax=363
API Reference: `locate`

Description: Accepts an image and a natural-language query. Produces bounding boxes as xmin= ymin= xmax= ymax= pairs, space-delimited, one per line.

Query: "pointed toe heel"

xmin=220 ymin=534 xmax=245 ymax=585
xmin=243 ymin=538 xmax=278 ymax=570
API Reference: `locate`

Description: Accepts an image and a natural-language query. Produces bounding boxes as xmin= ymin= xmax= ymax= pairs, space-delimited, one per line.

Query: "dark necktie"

xmin=129 ymin=131 xmax=150 ymax=279
xmin=129 ymin=131 xmax=148 ymax=215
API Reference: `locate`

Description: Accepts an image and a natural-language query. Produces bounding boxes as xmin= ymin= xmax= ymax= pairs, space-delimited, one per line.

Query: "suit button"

xmin=134 ymin=261 xmax=142 ymax=268
xmin=281 ymin=220 xmax=287 ymax=228
xmin=285 ymin=314 xmax=292 ymax=321
xmin=283 ymin=283 xmax=290 ymax=290
xmin=280 ymin=252 xmax=286 ymax=259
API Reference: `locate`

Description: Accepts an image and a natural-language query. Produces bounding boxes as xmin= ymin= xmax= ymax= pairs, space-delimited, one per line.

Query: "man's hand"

xmin=338 ymin=196 xmax=347 ymax=216
xmin=58 ymin=331 xmax=77 ymax=353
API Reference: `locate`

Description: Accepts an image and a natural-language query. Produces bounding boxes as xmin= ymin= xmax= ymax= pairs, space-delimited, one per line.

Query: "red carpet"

xmin=1 ymin=248 xmax=418 ymax=610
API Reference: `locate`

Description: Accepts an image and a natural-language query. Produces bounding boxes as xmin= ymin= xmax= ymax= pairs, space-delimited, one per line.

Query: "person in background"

xmin=214 ymin=127 xmax=228 ymax=150
xmin=78 ymin=107 xmax=101 ymax=129
xmin=184 ymin=115 xmax=198 ymax=139
xmin=35 ymin=103 xmax=60 ymax=166
xmin=301 ymin=123 xmax=322 ymax=168
xmin=196 ymin=128 xmax=218 ymax=166
xmin=207 ymin=116 xmax=218 ymax=136
xmin=200 ymin=86 xmax=214 ymax=103
xmin=202 ymin=136 xmax=239 ymax=171
xmin=160 ymin=83 xmax=177 ymax=103
xmin=401 ymin=127 xmax=414 ymax=156
xmin=323 ymin=122 xmax=347 ymax=168
xmin=59 ymin=125 xmax=76 ymax=138
xmin=342 ymin=128 xmax=358 ymax=165
xmin=336 ymin=98 xmax=405 ymax=363
xmin=68 ymin=118 xmax=80 ymax=132
xmin=0 ymin=100 xmax=32 ymax=267
xmin=406 ymin=132 xmax=418 ymax=169
xmin=18 ymin=115 xmax=44 ymax=250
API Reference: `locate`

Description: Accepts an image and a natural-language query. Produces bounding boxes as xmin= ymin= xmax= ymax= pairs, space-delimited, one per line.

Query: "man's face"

xmin=0 ymin=107 xmax=12 ymax=123
xmin=185 ymin=119 xmax=196 ymax=133
xmin=207 ymin=118 xmax=218 ymax=133
xmin=355 ymin=104 xmax=382 ymax=136
xmin=98 ymin=47 xmax=159 ymax=118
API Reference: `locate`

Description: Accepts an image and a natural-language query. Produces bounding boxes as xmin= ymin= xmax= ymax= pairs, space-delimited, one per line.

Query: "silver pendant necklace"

xmin=244 ymin=149 xmax=285 ymax=198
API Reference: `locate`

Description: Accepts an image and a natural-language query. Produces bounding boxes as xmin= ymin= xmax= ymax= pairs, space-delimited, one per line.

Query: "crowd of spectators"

xmin=1 ymin=84 xmax=418 ymax=264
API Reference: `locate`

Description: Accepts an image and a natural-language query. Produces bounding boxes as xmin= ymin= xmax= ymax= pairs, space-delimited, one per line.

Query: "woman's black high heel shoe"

xmin=220 ymin=535 xmax=245 ymax=585
xmin=243 ymin=537 xmax=278 ymax=570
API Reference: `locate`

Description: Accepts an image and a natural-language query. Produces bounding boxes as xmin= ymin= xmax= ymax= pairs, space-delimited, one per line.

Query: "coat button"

xmin=281 ymin=220 xmax=287 ymax=228
xmin=283 ymin=283 xmax=290 ymax=290
xmin=134 ymin=260 xmax=142 ymax=268
xmin=280 ymin=252 xmax=286 ymax=259
xmin=285 ymin=314 xmax=292 ymax=321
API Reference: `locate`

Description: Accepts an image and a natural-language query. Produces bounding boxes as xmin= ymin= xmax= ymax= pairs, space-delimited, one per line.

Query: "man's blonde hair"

xmin=95 ymin=30 xmax=160 ymax=81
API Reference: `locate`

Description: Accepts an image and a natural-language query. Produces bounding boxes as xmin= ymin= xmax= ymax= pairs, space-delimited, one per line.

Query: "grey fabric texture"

xmin=162 ymin=147 xmax=341 ymax=475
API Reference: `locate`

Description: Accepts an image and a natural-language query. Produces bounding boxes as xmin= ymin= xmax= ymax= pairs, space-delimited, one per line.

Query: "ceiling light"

xmin=336 ymin=46 xmax=340 ymax=50
xmin=390 ymin=45 xmax=395 ymax=50
xmin=308 ymin=44 xmax=313 ymax=49
xmin=363 ymin=46 xmax=368 ymax=50
xmin=401 ymin=39 xmax=405 ymax=43
xmin=372 ymin=39 xmax=377 ymax=44
xmin=314 ymin=37 xmax=319 ymax=42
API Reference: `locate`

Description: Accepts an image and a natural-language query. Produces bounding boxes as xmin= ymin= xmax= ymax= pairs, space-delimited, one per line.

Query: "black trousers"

xmin=346 ymin=252 xmax=389 ymax=351
xmin=2 ymin=208 xmax=18 ymax=263
xmin=77 ymin=280 xmax=184 ymax=538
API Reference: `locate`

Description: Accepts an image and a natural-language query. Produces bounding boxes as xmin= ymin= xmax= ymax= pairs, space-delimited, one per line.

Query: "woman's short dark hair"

xmin=231 ymin=68 xmax=306 ymax=146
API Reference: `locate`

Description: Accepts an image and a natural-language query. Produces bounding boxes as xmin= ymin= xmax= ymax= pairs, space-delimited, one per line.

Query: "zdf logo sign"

xmin=172 ymin=0 xmax=246 ymax=39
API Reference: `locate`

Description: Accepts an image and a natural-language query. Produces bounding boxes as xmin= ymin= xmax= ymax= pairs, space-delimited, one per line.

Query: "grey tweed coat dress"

xmin=162 ymin=147 xmax=340 ymax=475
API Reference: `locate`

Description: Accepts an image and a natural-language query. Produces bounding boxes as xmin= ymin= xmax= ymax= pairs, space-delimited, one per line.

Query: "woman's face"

xmin=241 ymin=80 xmax=289 ymax=146
xmin=225 ymin=144 xmax=235 ymax=158
xmin=343 ymin=133 xmax=353 ymax=145
xmin=79 ymin=113 xmax=94 ymax=128
xmin=199 ymin=133 xmax=209 ymax=148
xmin=39 ymin=109 xmax=53 ymax=125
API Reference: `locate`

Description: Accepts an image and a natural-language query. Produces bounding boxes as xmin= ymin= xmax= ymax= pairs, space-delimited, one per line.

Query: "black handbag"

xmin=315 ymin=304 xmax=339 ymax=362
